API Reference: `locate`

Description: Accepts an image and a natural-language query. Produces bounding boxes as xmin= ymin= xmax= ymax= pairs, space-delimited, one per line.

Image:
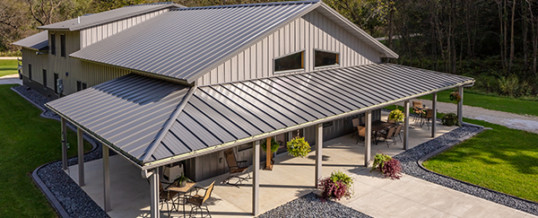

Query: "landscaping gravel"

xmin=258 ymin=193 xmax=371 ymax=218
xmin=394 ymin=125 xmax=538 ymax=216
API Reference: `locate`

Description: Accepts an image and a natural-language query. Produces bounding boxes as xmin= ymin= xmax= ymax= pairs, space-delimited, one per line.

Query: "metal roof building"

xmin=12 ymin=31 xmax=49 ymax=51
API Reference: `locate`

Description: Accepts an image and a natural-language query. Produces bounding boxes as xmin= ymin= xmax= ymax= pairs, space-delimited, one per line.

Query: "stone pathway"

xmin=0 ymin=74 xmax=21 ymax=85
xmin=397 ymin=99 xmax=538 ymax=134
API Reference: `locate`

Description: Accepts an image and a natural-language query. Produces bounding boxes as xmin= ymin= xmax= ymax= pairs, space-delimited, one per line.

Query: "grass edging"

xmin=31 ymin=163 xmax=71 ymax=218
xmin=417 ymin=123 xmax=538 ymax=207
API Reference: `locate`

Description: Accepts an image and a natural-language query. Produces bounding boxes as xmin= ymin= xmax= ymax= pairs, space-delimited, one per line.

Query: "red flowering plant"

xmin=371 ymin=153 xmax=402 ymax=179
xmin=318 ymin=171 xmax=353 ymax=201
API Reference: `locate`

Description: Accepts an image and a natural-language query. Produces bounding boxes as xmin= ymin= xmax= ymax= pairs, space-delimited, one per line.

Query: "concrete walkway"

xmin=397 ymin=99 xmax=538 ymax=134
xmin=0 ymin=57 xmax=20 ymax=60
xmin=0 ymin=74 xmax=21 ymax=85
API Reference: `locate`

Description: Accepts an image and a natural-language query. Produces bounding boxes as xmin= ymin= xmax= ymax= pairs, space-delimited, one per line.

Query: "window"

xmin=28 ymin=64 xmax=32 ymax=80
xmin=50 ymin=34 xmax=56 ymax=55
xmin=82 ymin=82 xmax=87 ymax=90
xmin=60 ymin=35 xmax=66 ymax=57
xmin=42 ymin=69 xmax=47 ymax=88
xmin=77 ymin=81 xmax=87 ymax=91
xmin=315 ymin=50 xmax=339 ymax=68
xmin=274 ymin=51 xmax=304 ymax=72
xmin=53 ymin=73 xmax=59 ymax=93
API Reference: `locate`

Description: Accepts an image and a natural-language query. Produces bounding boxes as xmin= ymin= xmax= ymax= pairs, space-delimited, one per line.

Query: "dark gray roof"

xmin=12 ymin=31 xmax=48 ymax=51
xmin=46 ymin=64 xmax=474 ymax=165
xmin=46 ymin=74 xmax=190 ymax=163
xmin=70 ymin=1 xmax=320 ymax=83
xmin=39 ymin=2 xmax=182 ymax=31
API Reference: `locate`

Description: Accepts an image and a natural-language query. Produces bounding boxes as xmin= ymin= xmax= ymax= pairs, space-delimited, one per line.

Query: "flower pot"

xmin=179 ymin=181 xmax=186 ymax=187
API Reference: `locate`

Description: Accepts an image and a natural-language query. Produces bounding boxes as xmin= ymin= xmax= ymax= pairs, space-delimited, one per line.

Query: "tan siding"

xmin=80 ymin=9 xmax=168 ymax=48
xmin=196 ymin=10 xmax=382 ymax=86
xmin=21 ymin=49 xmax=48 ymax=86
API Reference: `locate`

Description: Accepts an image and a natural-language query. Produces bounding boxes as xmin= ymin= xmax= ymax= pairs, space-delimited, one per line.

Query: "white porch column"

xmin=102 ymin=145 xmax=111 ymax=212
xmin=77 ymin=128 xmax=85 ymax=186
xmin=149 ymin=168 xmax=160 ymax=218
xmin=61 ymin=118 xmax=68 ymax=170
xmin=364 ymin=111 xmax=372 ymax=167
xmin=315 ymin=123 xmax=323 ymax=187
xmin=403 ymin=101 xmax=410 ymax=150
xmin=432 ymin=92 xmax=437 ymax=138
xmin=458 ymin=86 xmax=464 ymax=126
xmin=252 ymin=140 xmax=260 ymax=216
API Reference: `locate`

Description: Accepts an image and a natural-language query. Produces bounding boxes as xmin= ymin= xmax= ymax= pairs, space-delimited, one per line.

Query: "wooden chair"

xmin=422 ymin=109 xmax=434 ymax=128
xmin=223 ymin=149 xmax=250 ymax=186
xmin=394 ymin=124 xmax=403 ymax=142
xmin=185 ymin=181 xmax=215 ymax=218
xmin=356 ymin=126 xmax=366 ymax=143
xmin=412 ymin=101 xmax=424 ymax=121
xmin=352 ymin=118 xmax=360 ymax=139
xmin=159 ymin=183 xmax=178 ymax=217
xmin=377 ymin=126 xmax=397 ymax=147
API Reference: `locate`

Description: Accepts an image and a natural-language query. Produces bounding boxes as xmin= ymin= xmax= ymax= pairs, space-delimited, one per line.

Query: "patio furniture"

xmin=356 ymin=125 xmax=366 ymax=143
xmin=412 ymin=101 xmax=424 ymax=122
xmin=394 ymin=124 xmax=403 ymax=141
xmin=372 ymin=121 xmax=392 ymax=144
xmin=185 ymin=181 xmax=215 ymax=218
xmin=159 ymin=183 xmax=179 ymax=217
xmin=223 ymin=149 xmax=251 ymax=186
xmin=352 ymin=118 xmax=360 ymax=140
xmin=166 ymin=182 xmax=197 ymax=217
xmin=376 ymin=125 xmax=397 ymax=147
xmin=421 ymin=109 xmax=434 ymax=129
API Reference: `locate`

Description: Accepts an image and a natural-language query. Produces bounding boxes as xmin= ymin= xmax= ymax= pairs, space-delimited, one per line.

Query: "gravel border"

xmin=258 ymin=192 xmax=372 ymax=218
xmin=11 ymin=85 xmax=108 ymax=218
xmin=394 ymin=124 xmax=538 ymax=216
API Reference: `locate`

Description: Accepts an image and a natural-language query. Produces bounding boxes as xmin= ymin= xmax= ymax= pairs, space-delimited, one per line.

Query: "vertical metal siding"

xmin=80 ymin=9 xmax=168 ymax=49
xmin=196 ymin=10 xmax=382 ymax=86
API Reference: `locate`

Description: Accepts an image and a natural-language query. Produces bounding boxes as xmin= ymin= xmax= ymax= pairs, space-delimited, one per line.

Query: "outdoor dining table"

xmin=166 ymin=182 xmax=196 ymax=217
xmin=371 ymin=121 xmax=393 ymax=144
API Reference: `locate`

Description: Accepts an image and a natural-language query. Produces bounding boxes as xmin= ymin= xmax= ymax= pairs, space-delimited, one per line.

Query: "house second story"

xmin=14 ymin=0 xmax=397 ymax=97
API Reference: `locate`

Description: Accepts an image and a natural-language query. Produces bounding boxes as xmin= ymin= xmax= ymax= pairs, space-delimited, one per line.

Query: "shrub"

xmin=286 ymin=137 xmax=311 ymax=158
xmin=261 ymin=138 xmax=279 ymax=153
xmin=441 ymin=113 xmax=458 ymax=126
xmin=318 ymin=171 xmax=353 ymax=200
xmin=498 ymin=75 xmax=519 ymax=96
xmin=388 ymin=109 xmax=404 ymax=122
xmin=382 ymin=158 xmax=402 ymax=179
xmin=371 ymin=153 xmax=402 ymax=179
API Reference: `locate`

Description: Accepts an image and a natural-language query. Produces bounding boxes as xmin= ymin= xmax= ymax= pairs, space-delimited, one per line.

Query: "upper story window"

xmin=50 ymin=34 xmax=56 ymax=55
xmin=28 ymin=64 xmax=32 ymax=80
xmin=60 ymin=35 xmax=66 ymax=57
xmin=314 ymin=50 xmax=339 ymax=68
xmin=274 ymin=51 xmax=304 ymax=72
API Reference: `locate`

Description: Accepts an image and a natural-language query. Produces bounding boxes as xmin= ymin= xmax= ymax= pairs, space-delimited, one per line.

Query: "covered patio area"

xmin=67 ymin=112 xmax=461 ymax=217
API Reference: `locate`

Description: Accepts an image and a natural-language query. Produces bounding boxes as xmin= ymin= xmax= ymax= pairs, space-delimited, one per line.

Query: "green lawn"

xmin=420 ymin=89 xmax=538 ymax=116
xmin=423 ymin=118 xmax=538 ymax=202
xmin=0 ymin=59 xmax=18 ymax=77
xmin=0 ymin=84 xmax=92 ymax=217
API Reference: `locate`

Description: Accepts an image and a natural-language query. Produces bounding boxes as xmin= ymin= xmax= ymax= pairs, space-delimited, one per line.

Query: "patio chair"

xmin=223 ymin=149 xmax=251 ymax=186
xmin=422 ymin=109 xmax=434 ymax=129
xmin=185 ymin=181 xmax=215 ymax=218
xmin=352 ymin=118 xmax=360 ymax=140
xmin=376 ymin=126 xmax=397 ymax=147
xmin=159 ymin=182 xmax=178 ymax=217
xmin=356 ymin=125 xmax=366 ymax=143
xmin=394 ymin=124 xmax=403 ymax=142
xmin=412 ymin=101 xmax=424 ymax=122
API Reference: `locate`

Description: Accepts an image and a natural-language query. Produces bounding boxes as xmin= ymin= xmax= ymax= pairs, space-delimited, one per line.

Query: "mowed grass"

xmin=0 ymin=59 xmax=18 ymax=77
xmin=423 ymin=118 xmax=538 ymax=202
xmin=0 ymin=85 xmax=91 ymax=217
xmin=420 ymin=89 xmax=538 ymax=116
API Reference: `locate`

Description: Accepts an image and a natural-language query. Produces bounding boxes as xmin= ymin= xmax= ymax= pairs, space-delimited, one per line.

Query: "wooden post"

xmin=432 ymin=93 xmax=437 ymax=138
xmin=404 ymin=101 xmax=410 ymax=150
xmin=252 ymin=141 xmax=260 ymax=216
xmin=61 ymin=118 xmax=68 ymax=170
xmin=458 ymin=86 xmax=464 ymax=126
xmin=265 ymin=137 xmax=272 ymax=170
xmin=77 ymin=127 xmax=85 ymax=186
xmin=364 ymin=111 xmax=372 ymax=167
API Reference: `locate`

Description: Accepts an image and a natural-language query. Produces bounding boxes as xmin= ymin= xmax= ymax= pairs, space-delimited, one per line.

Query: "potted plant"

xmin=286 ymin=136 xmax=311 ymax=158
xmin=371 ymin=153 xmax=402 ymax=179
xmin=388 ymin=109 xmax=405 ymax=123
xmin=318 ymin=170 xmax=354 ymax=201
xmin=441 ymin=113 xmax=458 ymax=126
xmin=449 ymin=91 xmax=461 ymax=102
xmin=261 ymin=138 xmax=279 ymax=165
xmin=176 ymin=174 xmax=192 ymax=187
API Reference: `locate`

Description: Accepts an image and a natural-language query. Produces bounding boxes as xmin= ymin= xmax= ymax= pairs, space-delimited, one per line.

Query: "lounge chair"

xmin=223 ymin=149 xmax=250 ymax=186
xmin=185 ymin=181 xmax=215 ymax=218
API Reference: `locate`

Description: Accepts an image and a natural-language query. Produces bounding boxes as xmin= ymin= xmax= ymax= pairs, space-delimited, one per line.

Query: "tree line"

xmin=1 ymin=0 xmax=536 ymax=96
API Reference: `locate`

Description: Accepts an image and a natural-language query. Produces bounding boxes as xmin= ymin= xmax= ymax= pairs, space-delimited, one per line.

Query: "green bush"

xmin=498 ymin=75 xmax=519 ymax=97
xmin=286 ymin=137 xmax=311 ymax=158
xmin=330 ymin=170 xmax=353 ymax=187
xmin=261 ymin=138 xmax=279 ymax=153
xmin=371 ymin=153 xmax=392 ymax=172
xmin=442 ymin=113 xmax=459 ymax=126
xmin=388 ymin=109 xmax=404 ymax=122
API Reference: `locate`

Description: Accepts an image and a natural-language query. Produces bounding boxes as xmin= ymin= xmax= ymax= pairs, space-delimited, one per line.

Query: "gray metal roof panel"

xmin=70 ymin=1 xmax=320 ymax=83
xmin=39 ymin=3 xmax=182 ymax=31
xmin=12 ymin=31 xmax=48 ymax=51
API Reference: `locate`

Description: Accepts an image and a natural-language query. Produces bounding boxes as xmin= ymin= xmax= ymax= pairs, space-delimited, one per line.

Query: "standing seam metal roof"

xmin=46 ymin=64 xmax=474 ymax=165
xmin=12 ymin=31 xmax=49 ymax=51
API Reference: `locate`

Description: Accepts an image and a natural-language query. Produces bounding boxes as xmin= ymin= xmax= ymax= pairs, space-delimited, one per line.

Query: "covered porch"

xmin=67 ymin=111 xmax=458 ymax=217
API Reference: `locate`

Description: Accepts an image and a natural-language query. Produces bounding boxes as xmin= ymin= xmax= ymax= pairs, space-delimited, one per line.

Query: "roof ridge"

xmin=140 ymin=86 xmax=198 ymax=162
xmin=124 ymin=2 xmax=177 ymax=7
xmin=172 ymin=0 xmax=319 ymax=11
